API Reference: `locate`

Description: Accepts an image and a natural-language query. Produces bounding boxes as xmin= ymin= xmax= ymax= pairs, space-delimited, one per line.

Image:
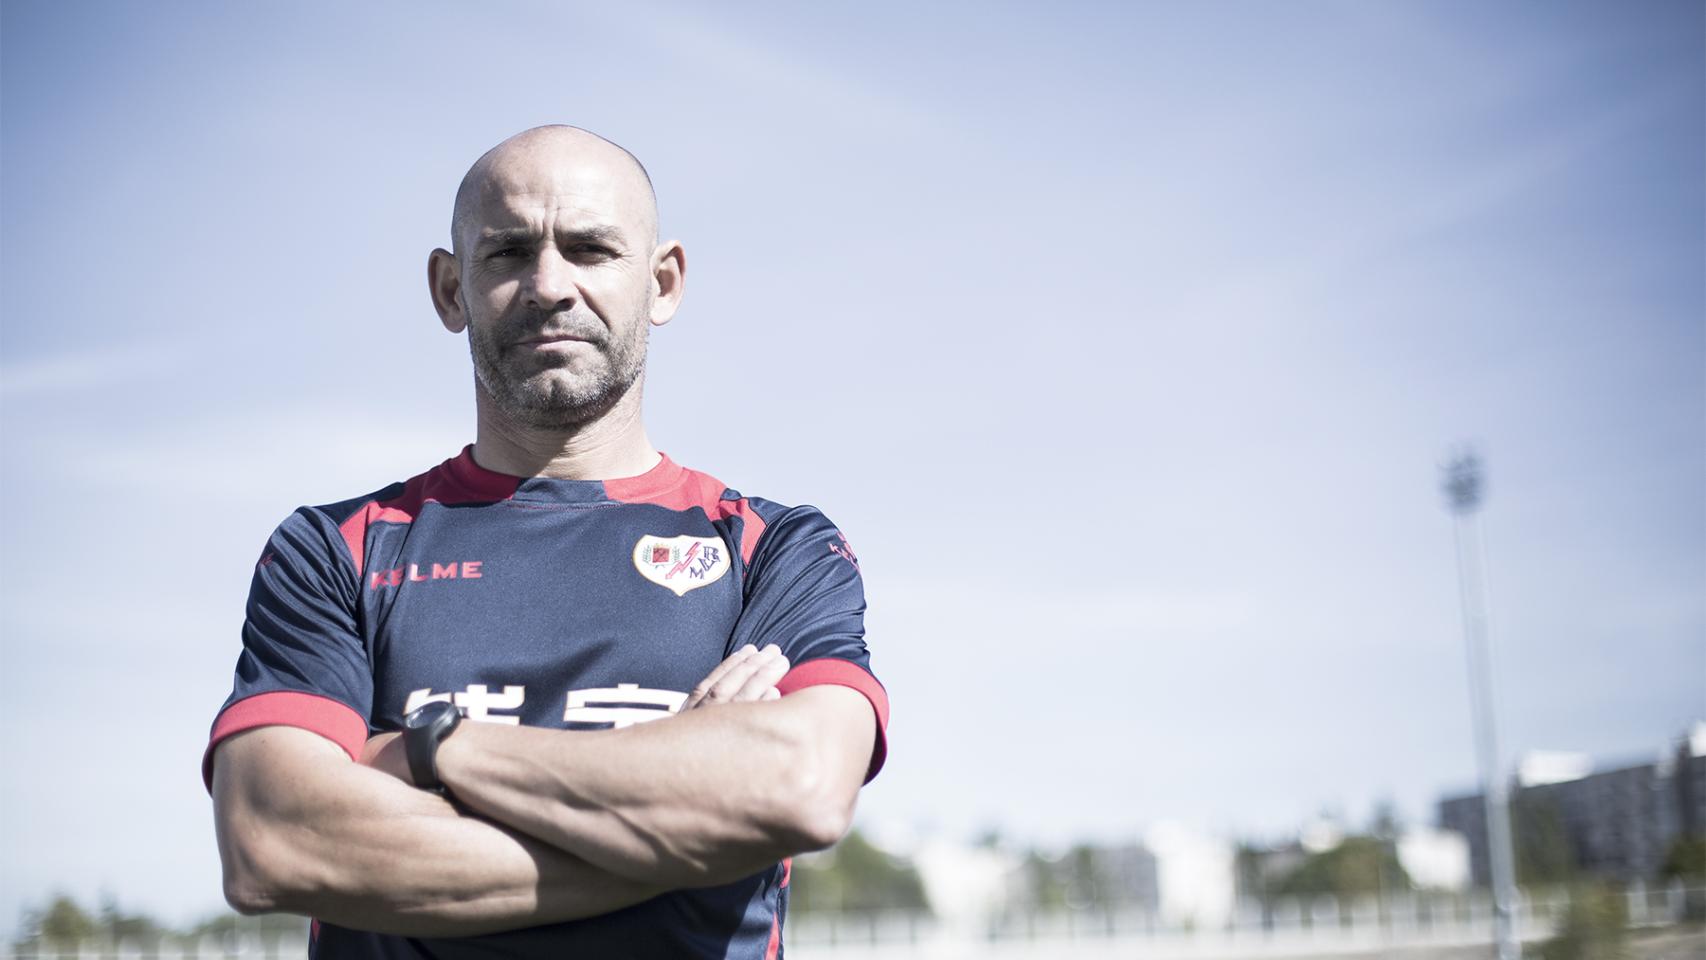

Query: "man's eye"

xmin=569 ymin=245 xmax=614 ymax=259
xmin=487 ymin=247 xmax=523 ymax=260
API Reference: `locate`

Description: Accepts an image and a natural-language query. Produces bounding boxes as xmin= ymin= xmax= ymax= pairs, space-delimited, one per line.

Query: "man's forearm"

xmin=213 ymin=727 xmax=666 ymax=937
xmin=429 ymin=686 xmax=875 ymax=888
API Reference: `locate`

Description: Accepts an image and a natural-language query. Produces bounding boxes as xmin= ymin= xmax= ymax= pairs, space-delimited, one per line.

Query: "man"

xmin=205 ymin=125 xmax=888 ymax=959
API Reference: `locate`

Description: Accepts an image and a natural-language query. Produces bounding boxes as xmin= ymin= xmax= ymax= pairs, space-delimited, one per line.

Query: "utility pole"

xmin=1442 ymin=448 xmax=1521 ymax=960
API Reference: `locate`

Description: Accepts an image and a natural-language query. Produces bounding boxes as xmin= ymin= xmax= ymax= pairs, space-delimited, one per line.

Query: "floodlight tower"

xmin=1442 ymin=449 xmax=1520 ymax=960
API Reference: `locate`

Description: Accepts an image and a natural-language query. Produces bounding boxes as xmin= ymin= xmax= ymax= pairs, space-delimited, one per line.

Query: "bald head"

xmin=450 ymin=125 xmax=658 ymax=260
xmin=427 ymin=124 xmax=687 ymax=437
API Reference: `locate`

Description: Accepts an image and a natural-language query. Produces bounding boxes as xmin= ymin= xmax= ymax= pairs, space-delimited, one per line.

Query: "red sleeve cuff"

xmin=776 ymin=659 xmax=889 ymax=782
xmin=202 ymin=691 xmax=370 ymax=792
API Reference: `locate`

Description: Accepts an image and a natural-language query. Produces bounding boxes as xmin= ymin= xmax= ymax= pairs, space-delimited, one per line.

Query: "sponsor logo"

xmin=405 ymin=684 xmax=525 ymax=724
xmin=402 ymin=682 xmax=687 ymax=730
xmin=565 ymin=684 xmax=688 ymax=729
xmin=632 ymin=534 xmax=729 ymax=596
xmin=370 ymin=560 xmax=484 ymax=591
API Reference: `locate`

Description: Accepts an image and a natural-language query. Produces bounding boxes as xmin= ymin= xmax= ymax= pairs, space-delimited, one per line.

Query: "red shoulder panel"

xmin=336 ymin=447 xmax=520 ymax=572
xmin=605 ymin=455 xmax=768 ymax=564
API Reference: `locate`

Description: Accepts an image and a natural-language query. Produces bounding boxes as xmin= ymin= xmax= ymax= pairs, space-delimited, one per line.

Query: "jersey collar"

xmin=442 ymin=445 xmax=685 ymax=505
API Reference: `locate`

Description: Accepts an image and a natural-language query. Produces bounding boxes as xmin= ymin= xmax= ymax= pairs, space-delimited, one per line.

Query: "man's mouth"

xmin=515 ymin=331 xmax=599 ymax=353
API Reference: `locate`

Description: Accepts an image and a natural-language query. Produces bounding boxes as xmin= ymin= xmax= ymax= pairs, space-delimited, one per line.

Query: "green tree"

xmin=1061 ymin=844 xmax=1102 ymax=909
xmin=1270 ymin=836 xmax=1411 ymax=899
xmin=790 ymin=828 xmax=931 ymax=915
xmin=1659 ymin=833 xmax=1705 ymax=881
xmin=1020 ymin=850 xmax=1068 ymax=910
xmin=28 ymin=895 xmax=98 ymax=945
xmin=1233 ymin=842 xmax=1263 ymax=902
xmin=1538 ymin=883 xmax=1627 ymax=960
xmin=12 ymin=893 xmax=156 ymax=954
xmin=11 ymin=893 xmax=307 ymax=955
xmin=1658 ymin=833 xmax=1706 ymax=922
xmin=182 ymin=911 xmax=311 ymax=952
xmin=99 ymin=893 xmax=163 ymax=942
xmin=1512 ymin=793 xmax=1577 ymax=886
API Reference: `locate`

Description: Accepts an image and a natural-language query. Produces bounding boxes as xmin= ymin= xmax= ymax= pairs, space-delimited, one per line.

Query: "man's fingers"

xmin=684 ymin=645 xmax=758 ymax=710
xmin=706 ymin=645 xmax=779 ymax=703
xmin=730 ymin=649 xmax=790 ymax=702
xmin=697 ymin=644 xmax=787 ymax=706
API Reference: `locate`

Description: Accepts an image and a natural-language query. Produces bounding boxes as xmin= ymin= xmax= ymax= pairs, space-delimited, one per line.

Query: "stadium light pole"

xmin=1442 ymin=448 xmax=1521 ymax=960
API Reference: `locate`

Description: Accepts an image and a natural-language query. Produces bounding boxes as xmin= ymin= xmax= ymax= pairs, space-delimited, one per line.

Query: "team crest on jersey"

xmin=632 ymin=534 xmax=730 ymax=596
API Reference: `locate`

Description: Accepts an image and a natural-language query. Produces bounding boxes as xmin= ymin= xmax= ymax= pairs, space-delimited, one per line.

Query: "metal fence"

xmin=786 ymin=880 xmax=1706 ymax=952
xmin=5 ymin=883 xmax=1700 ymax=960
xmin=8 ymin=930 xmax=309 ymax=960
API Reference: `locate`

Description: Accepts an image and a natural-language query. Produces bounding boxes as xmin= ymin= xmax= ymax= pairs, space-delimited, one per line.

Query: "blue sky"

xmin=2 ymin=0 xmax=1701 ymax=930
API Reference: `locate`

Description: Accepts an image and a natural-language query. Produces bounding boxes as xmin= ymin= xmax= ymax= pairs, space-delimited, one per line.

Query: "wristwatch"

xmin=402 ymin=700 xmax=462 ymax=793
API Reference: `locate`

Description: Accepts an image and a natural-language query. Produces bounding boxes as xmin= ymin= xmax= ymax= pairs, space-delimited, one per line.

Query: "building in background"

xmin=862 ymin=722 xmax=1704 ymax=936
xmin=1144 ymin=821 xmax=1236 ymax=927
xmin=1095 ymin=842 xmax=1163 ymax=913
xmin=1674 ymin=723 xmax=1706 ymax=840
xmin=1439 ymin=722 xmax=1706 ymax=887
xmin=912 ymin=837 xmax=1018 ymax=932
xmin=1001 ymin=839 xmax=1163 ymax=917
xmin=1397 ymin=827 xmax=1472 ymax=891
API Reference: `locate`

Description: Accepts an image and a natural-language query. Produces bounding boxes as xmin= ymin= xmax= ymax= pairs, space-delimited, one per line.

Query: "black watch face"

xmin=406 ymin=700 xmax=454 ymax=729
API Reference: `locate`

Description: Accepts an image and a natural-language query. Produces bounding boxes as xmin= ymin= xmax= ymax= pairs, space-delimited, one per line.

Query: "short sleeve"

xmin=202 ymin=508 xmax=374 ymax=790
xmin=730 ymin=505 xmax=888 ymax=781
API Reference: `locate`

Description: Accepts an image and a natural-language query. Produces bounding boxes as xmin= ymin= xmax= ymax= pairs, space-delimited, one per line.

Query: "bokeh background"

xmin=2 ymin=0 xmax=1701 ymax=950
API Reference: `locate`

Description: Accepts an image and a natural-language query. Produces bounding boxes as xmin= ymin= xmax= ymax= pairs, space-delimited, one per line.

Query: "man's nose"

xmin=524 ymin=247 xmax=578 ymax=309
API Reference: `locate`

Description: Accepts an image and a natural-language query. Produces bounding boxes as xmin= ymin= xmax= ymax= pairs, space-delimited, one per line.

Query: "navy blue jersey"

xmin=204 ymin=447 xmax=888 ymax=960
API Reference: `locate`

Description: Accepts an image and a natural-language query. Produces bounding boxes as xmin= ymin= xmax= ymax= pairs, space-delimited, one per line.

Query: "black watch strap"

xmin=403 ymin=700 xmax=462 ymax=792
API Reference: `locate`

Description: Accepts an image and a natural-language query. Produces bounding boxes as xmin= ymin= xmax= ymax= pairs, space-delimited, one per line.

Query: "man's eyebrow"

xmin=556 ymin=225 xmax=627 ymax=248
xmin=475 ymin=227 xmax=537 ymax=248
xmin=474 ymin=225 xmax=628 ymax=249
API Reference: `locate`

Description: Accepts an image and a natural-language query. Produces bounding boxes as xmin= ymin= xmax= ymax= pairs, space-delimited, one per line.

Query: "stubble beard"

xmin=468 ymin=304 xmax=649 ymax=431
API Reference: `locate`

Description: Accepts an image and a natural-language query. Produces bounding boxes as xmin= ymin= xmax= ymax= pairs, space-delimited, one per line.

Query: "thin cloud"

xmin=0 ymin=346 xmax=184 ymax=398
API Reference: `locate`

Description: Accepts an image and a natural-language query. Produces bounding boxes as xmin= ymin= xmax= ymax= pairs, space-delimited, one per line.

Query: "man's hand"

xmin=682 ymin=644 xmax=789 ymax=709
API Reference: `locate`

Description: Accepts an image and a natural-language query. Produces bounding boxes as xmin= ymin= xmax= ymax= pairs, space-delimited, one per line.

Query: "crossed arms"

xmin=211 ymin=645 xmax=879 ymax=937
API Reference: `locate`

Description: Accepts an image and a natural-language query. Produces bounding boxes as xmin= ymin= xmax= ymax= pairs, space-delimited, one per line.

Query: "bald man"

xmin=206 ymin=126 xmax=888 ymax=959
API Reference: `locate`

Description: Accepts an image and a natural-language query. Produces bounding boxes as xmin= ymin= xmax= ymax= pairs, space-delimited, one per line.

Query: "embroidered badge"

xmin=632 ymin=534 xmax=730 ymax=596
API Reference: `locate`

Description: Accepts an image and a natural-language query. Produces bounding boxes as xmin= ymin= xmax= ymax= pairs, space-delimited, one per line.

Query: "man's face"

xmin=452 ymin=143 xmax=659 ymax=429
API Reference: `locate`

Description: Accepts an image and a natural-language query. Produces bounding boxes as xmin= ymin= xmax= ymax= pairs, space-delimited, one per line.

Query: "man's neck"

xmin=470 ymin=383 xmax=660 ymax=481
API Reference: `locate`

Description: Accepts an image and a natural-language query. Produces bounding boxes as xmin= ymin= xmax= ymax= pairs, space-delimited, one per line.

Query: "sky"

xmin=2 ymin=0 xmax=1702 ymax=933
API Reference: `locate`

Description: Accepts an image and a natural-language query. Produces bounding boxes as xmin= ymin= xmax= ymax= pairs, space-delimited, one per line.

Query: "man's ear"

xmin=428 ymin=248 xmax=466 ymax=333
xmin=649 ymin=240 xmax=686 ymax=327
